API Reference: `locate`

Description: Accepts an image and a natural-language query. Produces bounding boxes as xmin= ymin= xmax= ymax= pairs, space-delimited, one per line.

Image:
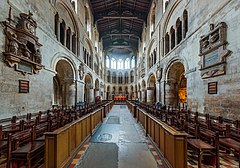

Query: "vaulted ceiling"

xmin=89 ymin=0 xmax=152 ymax=53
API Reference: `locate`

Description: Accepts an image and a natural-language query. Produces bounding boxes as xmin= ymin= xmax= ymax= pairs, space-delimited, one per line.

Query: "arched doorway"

xmin=147 ymin=74 xmax=156 ymax=103
xmin=53 ymin=60 xmax=75 ymax=106
xmin=141 ymin=80 xmax=146 ymax=102
xmin=166 ymin=62 xmax=187 ymax=107
xmin=84 ymin=74 xmax=93 ymax=103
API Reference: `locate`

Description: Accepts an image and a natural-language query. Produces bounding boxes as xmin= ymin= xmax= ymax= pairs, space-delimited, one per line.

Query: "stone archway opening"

xmin=84 ymin=74 xmax=93 ymax=103
xmin=130 ymin=85 xmax=134 ymax=100
xmin=53 ymin=60 xmax=74 ymax=106
xmin=166 ymin=62 xmax=187 ymax=107
xmin=147 ymin=74 xmax=156 ymax=103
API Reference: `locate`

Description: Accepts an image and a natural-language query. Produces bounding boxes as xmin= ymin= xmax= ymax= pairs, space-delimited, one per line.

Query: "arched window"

xmin=118 ymin=59 xmax=123 ymax=69
xmin=125 ymin=72 xmax=129 ymax=84
xmin=54 ymin=13 xmax=59 ymax=39
xmin=125 ymin=58 xmax=130 ymax=69
xmin=183 ymin=10 xmax=188 ymax=38
xmin=72 ymin=34 xmax=76 ymax=54
xmin=106 ymin=56 xmax=110 ymax=68
xmin=118 ymin=72 xmax=122 ymax=84
xmin=131 ymin=56 xmax=135 ymax=68
xmin=150 ymin=4 xmax=156 ymax=36
xmin=85 ymin=6 xmax=91 ymax=38
xmin=111 ymin=58 xmax=116 ymax=69
xmin=165 ymin=33 xmax=170 ymax=54
xmin=70 ymin=0 xmax=77 ymax=13
xmin=107 ymin=70 xmax=110 ymax=83
xmin=130 ymin=70 xmax=134 ymax=83
xmin=66 ymin=28 xmax=71 ymax=50
xmin=176 ymin=18 xmax=182 ymax=44
xmin=153 ymin=49 xmax=157 ymax=65
xmin=60 ymin=20 xmax=66 ymax=45
xmin=112 ymin=72 xmax=116 ymax=83
xmin=170 ymin=27 xmax=175 ymax=49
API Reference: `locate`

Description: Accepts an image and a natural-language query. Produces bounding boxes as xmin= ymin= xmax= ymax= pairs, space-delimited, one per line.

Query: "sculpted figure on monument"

xmin=5 ymin=31 xmax=20 ymax=55
xmin=35 ymin=49 xmax=42 ymax=63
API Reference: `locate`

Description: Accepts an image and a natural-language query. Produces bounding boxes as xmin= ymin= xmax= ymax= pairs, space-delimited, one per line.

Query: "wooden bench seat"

xmin=11 ymin=141 xmax=45 ymax=168
xmin=188 ymin=139 xmax=217 ymax=168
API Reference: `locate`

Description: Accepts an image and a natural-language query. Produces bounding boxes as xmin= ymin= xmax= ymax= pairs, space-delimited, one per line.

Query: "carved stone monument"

xmin=199 ymin=22 xmax=231 ymax=78
xmin=78 ymin=62 xmax=85 ymax=80
xmin=3 ymin=8 xmax=43 ymax=75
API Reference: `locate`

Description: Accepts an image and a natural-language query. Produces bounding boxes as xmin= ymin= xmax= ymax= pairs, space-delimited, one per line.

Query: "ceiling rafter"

xmin=89 ymin=0 xmax=151 ymax=50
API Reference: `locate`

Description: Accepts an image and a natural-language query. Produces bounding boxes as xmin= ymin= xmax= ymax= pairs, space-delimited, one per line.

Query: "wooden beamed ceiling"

xmin=89 ymin=0 xmax=151 ymax=51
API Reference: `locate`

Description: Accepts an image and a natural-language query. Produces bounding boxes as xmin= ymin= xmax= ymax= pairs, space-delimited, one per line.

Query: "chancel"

xmin=0 ymin=0 xmax=239 ymax=168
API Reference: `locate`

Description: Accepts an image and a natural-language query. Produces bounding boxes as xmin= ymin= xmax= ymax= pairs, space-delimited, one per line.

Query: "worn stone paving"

xmin=68 ymin=105 xmax=239 ymax=168
xmin=69 ymin=105 xmax=160 ymax=168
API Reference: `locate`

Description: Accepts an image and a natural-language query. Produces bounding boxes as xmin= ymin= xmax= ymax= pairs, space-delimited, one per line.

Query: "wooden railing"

xmin=44 ymin=100 xmax=116 ymax=168
xmin=126 ymin=101 xmax=187 ymax=168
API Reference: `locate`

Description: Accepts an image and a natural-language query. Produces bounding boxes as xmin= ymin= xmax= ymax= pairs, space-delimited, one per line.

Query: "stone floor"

xmin=69 ymin=105 xmax=161 ymax=168
xmin=68 ymin=105 xmax=239 ymax=168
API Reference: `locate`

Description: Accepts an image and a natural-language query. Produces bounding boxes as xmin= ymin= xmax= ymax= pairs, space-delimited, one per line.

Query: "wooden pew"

xmin=11 ymin=126 xmax=45 ymax=168
xmin=187 ymin=125 xmax=219 ymax=168
xmin=218 ymin=124 xmax=240 ymax=168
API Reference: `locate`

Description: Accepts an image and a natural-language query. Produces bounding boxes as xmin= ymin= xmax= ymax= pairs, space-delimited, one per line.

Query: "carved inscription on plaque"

xmin=199 ymin=22 xmax=231 ymax=79
xmin=204 ymin=50 xmax=219 ymax=68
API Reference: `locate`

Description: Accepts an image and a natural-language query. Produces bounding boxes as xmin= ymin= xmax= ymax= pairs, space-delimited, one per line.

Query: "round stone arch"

xmin=84 ymin=73 xmax=94 ymax=103
xmin=53 ymin=59 xmax=76 ymax=106
xmin=164 ymin=59 xmax=187 ymax=107
xmin=147 ymin=74 xmax=157 ymax=103
xmin=94 ymin=78 xmax=100 ymax=98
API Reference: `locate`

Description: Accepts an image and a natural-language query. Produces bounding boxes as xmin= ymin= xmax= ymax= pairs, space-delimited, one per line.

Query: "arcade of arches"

xmin=1 ymin=0 xmax=240 ymax=168
xmin=0 ymin=0 xmax=239 ymax=124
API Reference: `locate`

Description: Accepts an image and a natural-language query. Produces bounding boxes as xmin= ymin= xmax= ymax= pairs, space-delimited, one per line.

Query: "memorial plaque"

xmin=204 ymin=50 xmax=219 ymax=67
xmin=199 ymin=22 xmax=231 ymax=79
xmin=17 ymin=62 xmax=32 ymax=74
xmin=19 ymin=80 xmax=29 ymax=93
xmin=208 ymin=82 xmax=217 ymax=94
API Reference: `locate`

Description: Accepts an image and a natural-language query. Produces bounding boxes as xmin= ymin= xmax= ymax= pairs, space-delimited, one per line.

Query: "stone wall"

xmin=137 ymin=0 xmax=240 ymax=120
xmin=0 ymin=0 xmax=104 ymax=119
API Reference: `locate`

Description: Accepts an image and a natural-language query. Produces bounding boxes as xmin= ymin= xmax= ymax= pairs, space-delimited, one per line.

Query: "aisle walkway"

xmin=71 ymin=105 xmax=162 ymax=168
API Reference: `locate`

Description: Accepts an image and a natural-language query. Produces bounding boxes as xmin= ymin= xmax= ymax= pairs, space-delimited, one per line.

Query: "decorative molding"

xmin=199 ymin=22 xmax=231 ymax=79
xmin=3 ymin=8 xmax=43 ymax=75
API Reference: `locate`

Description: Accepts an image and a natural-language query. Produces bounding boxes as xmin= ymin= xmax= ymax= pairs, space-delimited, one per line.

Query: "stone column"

xmin=89 ymin=87 xmax=94 ymax=102
xmin=165 ymin=79 xmax=178 ymax=106
xmin=69 ymin=31 xmax=72 ymax=51
xmin=95 ymin=89 xmax=100 ymax=97
xmin=147 ymin=87 xmax=154 ymax=103
xmin=141 ymin=90 xmax=146 ymax=102
xmin=77 ymin=80 xmax=84 ymax=102
xmin=68 ymin=83 xmax=75 ymax=106
xmin=175 ymin=26 xmax=178 ymax=46
xmin=64 ymin=27 xmax=67 ymax=46
xmin=138 ymin=91 xmax=141 ymax=101
xmin=156 ymin=81 xmax=160 ymax=103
